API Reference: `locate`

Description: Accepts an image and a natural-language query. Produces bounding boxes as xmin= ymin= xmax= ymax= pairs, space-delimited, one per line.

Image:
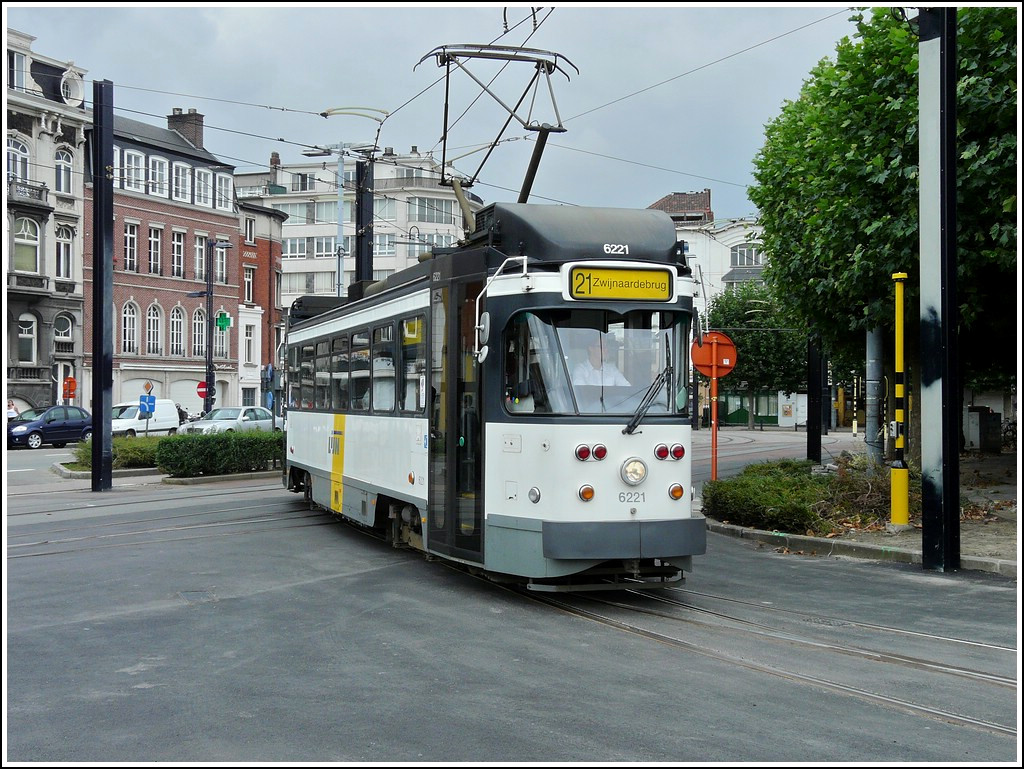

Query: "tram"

xmin=283 ymin=202 xmax=706 ymax=590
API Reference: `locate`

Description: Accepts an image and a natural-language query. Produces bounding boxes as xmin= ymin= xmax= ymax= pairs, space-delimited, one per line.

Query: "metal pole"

xmin=205 ymin=239 xmax=215 ymax=414
xmin=891 ymin=272 xmax=910 ymax=528
xmin=91 ymin=79 xmax=114 ymax=492
xmin=336 ymin=147 xmax=345 ymax=297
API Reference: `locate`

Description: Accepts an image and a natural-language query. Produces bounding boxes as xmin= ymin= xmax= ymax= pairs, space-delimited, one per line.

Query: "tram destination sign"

xmin=567 ymin=265 xmax=673 ymax=301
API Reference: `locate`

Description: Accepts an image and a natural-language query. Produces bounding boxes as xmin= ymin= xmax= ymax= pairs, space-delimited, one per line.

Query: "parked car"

xmin=111 ymin=398 xmax=181 ymax=437
xmin=7 ymin=404 xmax=93 ymax=449
xmin=178 ymin=406 xmax=281 ymax=435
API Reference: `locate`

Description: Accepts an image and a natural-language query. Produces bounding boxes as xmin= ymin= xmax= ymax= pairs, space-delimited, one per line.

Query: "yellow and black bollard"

xmin=890 ymin=272 xmax=909 ymax=528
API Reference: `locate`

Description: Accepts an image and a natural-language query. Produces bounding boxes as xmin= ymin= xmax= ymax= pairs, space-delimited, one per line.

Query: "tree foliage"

xmin=749 ymin=7 xmax=1017 ymax=387
xmin=702 ymin=282 xmax=806 ymax=425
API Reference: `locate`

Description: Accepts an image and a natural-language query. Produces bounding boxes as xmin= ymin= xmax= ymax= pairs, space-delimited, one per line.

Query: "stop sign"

xmin=197 ymin=381 xmax=208 ymax=399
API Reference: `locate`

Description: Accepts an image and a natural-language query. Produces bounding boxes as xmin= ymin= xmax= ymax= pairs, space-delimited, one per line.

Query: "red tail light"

xmin=592 ymin=444 xmax=607 ymax=460
xmin=670 ymin=443 xmax=685 ymax=460
xmin=575 ymin=444 xmax=591 ymax=461
xmin=654 ymin=443 xmax=669 ymax=460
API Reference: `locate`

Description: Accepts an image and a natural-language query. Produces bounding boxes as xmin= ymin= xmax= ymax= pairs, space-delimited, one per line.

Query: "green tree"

xmin=749 ymin=7 xmax=1016 ymax=390
xmin=702 ymin=282 xmax=806 ymax=428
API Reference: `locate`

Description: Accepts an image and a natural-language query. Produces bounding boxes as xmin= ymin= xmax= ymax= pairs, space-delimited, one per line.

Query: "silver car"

xmin=179 ymin=406 xmax=281 ymax=435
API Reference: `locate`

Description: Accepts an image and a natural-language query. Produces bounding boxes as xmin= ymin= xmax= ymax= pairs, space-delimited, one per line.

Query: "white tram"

xmin=283 ymin=202 xmax=706 ymax=590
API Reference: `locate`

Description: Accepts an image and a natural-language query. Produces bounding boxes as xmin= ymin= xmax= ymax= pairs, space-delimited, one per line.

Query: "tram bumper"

xmin=540 ymin=515 xmax=706 ymax=560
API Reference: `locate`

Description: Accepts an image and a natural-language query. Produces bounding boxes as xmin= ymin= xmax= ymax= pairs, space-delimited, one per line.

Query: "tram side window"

xmin=350 ymin=330 xmax=370 ymax=411
xmin=399 ymin=316 xmax=426 ymax=414
xmin=315 ymin=341 xmax=331 ymax=409
xmin=372 ymin=325 xmax=396 ymax=412
xmin=299 ymin=343 xmax=315 ymax=409
xmin=287 ymin=345 xmax=301 ymax=410
xmin=332 ymin=335 xmax=349 ymax=410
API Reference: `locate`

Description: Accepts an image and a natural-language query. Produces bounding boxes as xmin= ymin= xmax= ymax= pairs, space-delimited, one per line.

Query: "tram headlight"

xmin=620 ymin=457 xmax=648 ymax=486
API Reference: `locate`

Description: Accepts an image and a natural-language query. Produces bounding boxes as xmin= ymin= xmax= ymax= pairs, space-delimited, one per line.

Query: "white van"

xmin=111 ymin=399 xmax=182 ymax=437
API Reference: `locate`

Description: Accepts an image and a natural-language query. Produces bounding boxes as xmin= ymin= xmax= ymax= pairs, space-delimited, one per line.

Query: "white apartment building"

xmin=235 ymin=146 xmax=485 ymax=314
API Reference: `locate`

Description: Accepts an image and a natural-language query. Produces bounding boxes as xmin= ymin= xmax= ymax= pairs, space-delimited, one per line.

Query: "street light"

xmin=189 ymin=238 xmax=233 ymax=414
xmin=305 ymin=106 xmax=388 ymax=297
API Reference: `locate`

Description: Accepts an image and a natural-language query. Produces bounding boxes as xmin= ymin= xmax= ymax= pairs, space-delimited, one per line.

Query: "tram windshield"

xmin=502 ymin=309 xmax=692 ymax=416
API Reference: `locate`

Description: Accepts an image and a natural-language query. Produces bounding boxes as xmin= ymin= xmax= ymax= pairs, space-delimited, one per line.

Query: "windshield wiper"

xmin=623 ymin=335 xmax=672 ymax=435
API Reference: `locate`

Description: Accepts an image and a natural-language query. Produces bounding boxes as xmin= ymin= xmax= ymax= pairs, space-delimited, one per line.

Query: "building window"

xmin=172 ymin=162 xmax=191 ymax=202
xmin=148 ymin=227 xmax=163 ymax=274
xmin=290 ymin=172 xmax=315 ymax=192
xmin=194 ymin=168 xmax=212 ymax=206
xmin=7 ymin=137 xmax=30 ymax=181
xmin=146 ymin=305 xmax=163 ymax=355
xmin=409 ymin=232 xmax=455 ymax=258
xmin=314 ymin=236 xmax=336 ymax=259
xmin=315 ymin=201 xmax=339 ymax=225
xmin=242 ymin=388 xmax=257 ymax=407
xmin=195 ymin=235 xmax=207 ymax=280
xmin=216 ymin=244 xmax=228 ymax=283
xmin=244 ymin=217 xmax=256 ymax=243
xmin=54 ymin=314 xmax=74 ymax=354
xmin=282 ymin=238 xmax=307 ymax=259
xmin=192 ymin=310 xmax=206 ymax=357
xmin=273 ymin=201 xmax=314 ymax=225
xmin=373 ymin=233 xmax=396 ymax=257
xmin=124 ymin=151 xmax=145 ymax=191
xmin=408 ymin=197 xmax=457 ymax=225
xmin=54 ymin=149 xmax=73 ymax=193
xmin=245 ymin=324 xmax=255 ymax=364
xmin=56 ymin=225 xmax=74 ymax=279
xmin=244 ymin=266 xmax=255 ymax=303
xmin=148 ymin=156 xmax=169 ymax=196
xmin=170 ymin=307 xmax=185 ymax=356
xmin=14 ymin=217 xmax=40 ymax=272
xmin=374 ymin=197 xmax=396 ymax=221
xmin=730 ymin=243 xmax=764 ymax=267
xmin=8 ymin=50 xmax=27 ymax=92
xmin=18 ymin=314 xmax=37 ymax=364
xmin=124 ymin=223 xmax=139 ymax=271
xmin=214 ymin=326 xmax=228 ymax=358
xmin=216 ymin=174 xmax=233 ymax=210
xmin=171 ymin=232 xmax=185 ymax=277
xmin=122 ymin=304 xmax=139 ymax=354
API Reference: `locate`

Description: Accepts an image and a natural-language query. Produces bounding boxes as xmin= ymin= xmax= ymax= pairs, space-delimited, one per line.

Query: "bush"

xmin=701 ymin=454 xmax=926 ymax=536
xmin=155 ymin=431 xmax=284 ymax=477
xmin=73 ymin=435 xmax=163 ymax=469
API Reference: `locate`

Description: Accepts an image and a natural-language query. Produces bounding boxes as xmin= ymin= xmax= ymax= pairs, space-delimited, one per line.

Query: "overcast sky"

xmin=6 ymin=3 xmax=860 ymax=218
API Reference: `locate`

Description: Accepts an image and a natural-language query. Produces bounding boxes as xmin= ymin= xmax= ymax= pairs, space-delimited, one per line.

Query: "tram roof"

xmin=472 ymin=202 xmax=681 ymax=265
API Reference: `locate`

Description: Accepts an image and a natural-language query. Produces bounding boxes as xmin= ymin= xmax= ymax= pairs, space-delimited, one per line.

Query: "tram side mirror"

xmin=477 ymin=311 xmax=491 ymax=347
xmin=477 ymin=345 xmax=489 ymax=363
xmin=692 ymin=307 xmax=703 ymax=347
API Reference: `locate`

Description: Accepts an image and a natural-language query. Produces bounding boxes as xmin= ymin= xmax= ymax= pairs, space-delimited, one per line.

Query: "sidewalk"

xmin=695 ymin=427 xmax=1018 ymax=579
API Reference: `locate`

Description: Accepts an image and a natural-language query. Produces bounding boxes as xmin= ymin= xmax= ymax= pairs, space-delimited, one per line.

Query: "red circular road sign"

xmin=691 ymin=331 xmax=737 ymax=377
xmin=197 ymin=381 xmax=208 ymax=399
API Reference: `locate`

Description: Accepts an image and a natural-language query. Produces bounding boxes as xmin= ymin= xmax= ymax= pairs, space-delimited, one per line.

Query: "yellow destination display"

xmin=569 ymin=266 xmax=673 ymax=301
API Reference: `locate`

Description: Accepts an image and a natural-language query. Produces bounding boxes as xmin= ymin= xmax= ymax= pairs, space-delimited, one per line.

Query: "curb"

xmin=51 ymin=463 xmax=282 ymax=485
xmin=705 ymin=519 xmax=1017 ymax=579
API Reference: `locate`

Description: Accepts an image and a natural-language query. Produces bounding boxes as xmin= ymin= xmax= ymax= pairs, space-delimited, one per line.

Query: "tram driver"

xmin=572 ymin=332 xmax=630 ymax=387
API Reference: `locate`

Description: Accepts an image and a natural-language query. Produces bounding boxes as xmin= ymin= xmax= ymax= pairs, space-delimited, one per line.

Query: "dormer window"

xmin=60 ymin=69 xmax=85 ymax=107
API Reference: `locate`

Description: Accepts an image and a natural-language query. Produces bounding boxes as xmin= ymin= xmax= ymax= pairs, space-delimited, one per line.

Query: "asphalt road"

xmin=5 ymin=434 xmax=1018 ymax=763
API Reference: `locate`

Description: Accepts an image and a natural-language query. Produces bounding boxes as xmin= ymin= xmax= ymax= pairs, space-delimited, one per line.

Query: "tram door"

xmin=428 ymin=278 xmax=484 ymax=563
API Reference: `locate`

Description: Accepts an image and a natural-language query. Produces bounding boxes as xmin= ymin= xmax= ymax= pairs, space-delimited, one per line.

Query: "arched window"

xmin=54 ymin=314 xmax=73 ymax=341
xmin=13 ymin=217 xmax=40 ymax=272
xmin=18 ymin=313 xmax=38 ymax=364
xmin=54 ymin=149 xmax=73 ymax=193
xmin=7 ymin=137 xmax=29 ymax=180
xmin=122 ymin=303 xmax=138 ymax=354
xmin=170 ymin=307 xmax=185 ymax=356
xmin=56 ymin=225 xmax=74 ymax=279
xmin=730 ymin=243 xmax=763 ymax=267
xmin=192 ymin=309 xmax=206 ymax=357
xmin=146 ymin=305 xmax=163 ymax=355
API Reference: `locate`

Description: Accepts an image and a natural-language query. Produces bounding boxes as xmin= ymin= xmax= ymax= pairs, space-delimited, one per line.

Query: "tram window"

xmin=314 ymin=352 xmax=331 ymax=409
xmin=372 ymin=325 xmax=396 ymax=412
xmin=400 ymin=316 xmax=426 ymax=414
xmin=332 ymin=335 xmax=349 ymax=410
xmin=350 ymin=330 xmax=370 ymax=411
xmin=287 ymin=344 xmax=301 ymax=409
xmin=299 ymin=343 xmax=315 ymax=409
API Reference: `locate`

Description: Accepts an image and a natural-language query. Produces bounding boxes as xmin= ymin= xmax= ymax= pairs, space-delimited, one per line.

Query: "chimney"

xmin=270 ymin=152 xmax=281 ymax=168
xmin=167 ymin=107 xmax=205 ymax=150
xmin=410 ymin=145 xmax=419 ymax=155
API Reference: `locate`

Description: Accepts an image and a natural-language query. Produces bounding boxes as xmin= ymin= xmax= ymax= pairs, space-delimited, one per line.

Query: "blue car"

xmin=7 ymin=404 xmax=93 ymax=449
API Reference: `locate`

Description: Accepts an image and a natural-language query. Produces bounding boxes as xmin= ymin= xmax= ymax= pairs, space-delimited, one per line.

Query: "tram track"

xmin=517 ymin=588 xmax=1016 ymax=737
